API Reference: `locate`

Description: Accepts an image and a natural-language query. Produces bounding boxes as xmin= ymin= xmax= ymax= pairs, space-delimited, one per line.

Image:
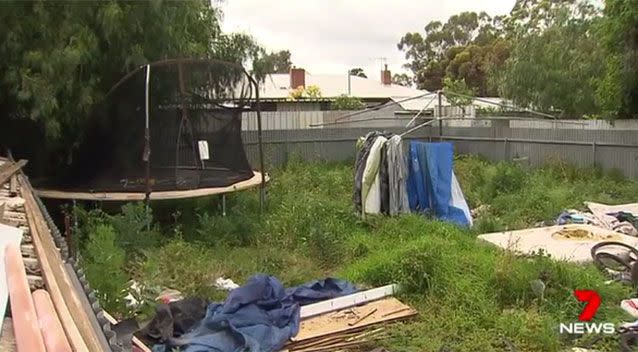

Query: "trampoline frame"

xmin=36 ymin=58 xmax=267 ymax=207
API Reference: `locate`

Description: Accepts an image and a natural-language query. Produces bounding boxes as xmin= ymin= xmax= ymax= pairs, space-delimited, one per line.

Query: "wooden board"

xmin=102 ymin=311 xmax=152 ymax=352
xmin=0 ymin=318 xmax=16 ymax=352
xmin=288 ymin=327 xmax=386 ymax=351
xmin=5 ymin=243 xmax=46 ymax=352
xmin=20 ymin=175 xmax=94 ymax=351
xmin=0 ymin=160 xmax=27 ymax=187
xmin=32 ymin=290 xmax=72 ymax=352
xmin=36 ymin=172 xmax=268 ymax=201
xmin=292 ymin=297 xmax=416 ymax=342
xmin=477 ymin=224 xmax=638 ymax=262
xmin=9 ymin=175 xmax=17 ymax=196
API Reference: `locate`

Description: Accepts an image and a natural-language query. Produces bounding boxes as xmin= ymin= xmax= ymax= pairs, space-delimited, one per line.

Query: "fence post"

xmin=437 ymin=90 xmax=443 ymax=141
xmin=504 ymin=137 xmax=509 ymax=161
xmin=592 ymin=141 xmax=597 ymax=167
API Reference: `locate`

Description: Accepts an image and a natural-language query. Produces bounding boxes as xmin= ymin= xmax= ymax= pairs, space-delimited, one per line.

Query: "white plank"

xmin=299 ymin=284 xmax=399 ymax=319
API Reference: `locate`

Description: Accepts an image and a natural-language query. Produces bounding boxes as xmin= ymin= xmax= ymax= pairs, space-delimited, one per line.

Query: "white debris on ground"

xmin=215 ymin=277 xmax=239 ymax=291
xmin=156 ymin=288 xmax=184 ymax=304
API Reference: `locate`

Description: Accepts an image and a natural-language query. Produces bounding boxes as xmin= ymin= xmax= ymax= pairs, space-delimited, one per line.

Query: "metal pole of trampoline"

xmin=222 ymin=194 xmax=227 ymax=217
xmin=144 ymin=64 xmax=151 ymax=226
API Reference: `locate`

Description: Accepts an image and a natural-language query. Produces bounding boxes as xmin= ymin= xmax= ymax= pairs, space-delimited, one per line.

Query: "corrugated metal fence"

xmin=240 ymin=112 xmax=638 ymax=178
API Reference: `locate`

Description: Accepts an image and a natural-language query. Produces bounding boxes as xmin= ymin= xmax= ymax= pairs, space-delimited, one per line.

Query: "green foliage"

xmin=499 ymin=5 xmax=604 ymax=116
xmin=597 ymin=0 xmax=638 ymax=118
xmin=340 ymin=216 xmax=629 ymax=351
xmin=331 ymin=95 xmax=365 ymax=110
xmin=138 ymin=240 xmax=223 ymax=298
xmin=305 ymin=85 xmax=322 ymax=98
xmin=442 ymin=77 xmax=476 ymax=106
xmin=195 ymin=210 xmax=257 ymax=247
xmin=398 ymin=0 xmax=638 ymax=119
xmin=398 ymin=11 xmax=508 ymax=94
xmin=456 ymin=155 xmax=638 ymax=231
xmin=75 ymin=202 xmax=162 ymax=260
xmin=348 ymin=68 xmax=367 ymax=78
xmin=83 ymin=224 xmax=129 ymax=313
xmin=0 ymin=0 xmax=265 ymax=153
xmin=288 ymin=84 xmax=322 ymax=100
xmin=391 ymin=73 xmax=412 ymax=87
xmin=78 ymin=157 xmax=638 ymax=350
xmin=252 ymin=50 xmax=292 ymax=76
xmin=109 ymin=203 xmax=162 ymax=260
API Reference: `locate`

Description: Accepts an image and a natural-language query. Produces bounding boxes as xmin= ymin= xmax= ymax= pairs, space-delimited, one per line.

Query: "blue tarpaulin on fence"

xmin=406 ymin=141 xmax=472 ymax=227
xmin=153 ymin=275 xmax=357 ymax=352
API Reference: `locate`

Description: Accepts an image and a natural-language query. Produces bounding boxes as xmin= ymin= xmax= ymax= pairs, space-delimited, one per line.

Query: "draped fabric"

xmin=354 ymin=134 xmax=472 ymax=227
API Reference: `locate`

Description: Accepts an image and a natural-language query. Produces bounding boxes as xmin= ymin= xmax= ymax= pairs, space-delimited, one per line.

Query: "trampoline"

xmin=34 ymin=59 xmax=266 ymax=202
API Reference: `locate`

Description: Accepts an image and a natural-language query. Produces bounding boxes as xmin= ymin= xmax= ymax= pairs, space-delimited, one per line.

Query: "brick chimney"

xmin=381 ymin=64 xmax=391 ymax=85
xmin=290 ymin=67 xmax=305 ymax=89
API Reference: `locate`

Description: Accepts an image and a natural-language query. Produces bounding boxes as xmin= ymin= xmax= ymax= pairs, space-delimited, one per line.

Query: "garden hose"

xmin=591 ymin=241 xmax=638 ymax=286
xmin=620 ymin=330 xmax=638 ymax=351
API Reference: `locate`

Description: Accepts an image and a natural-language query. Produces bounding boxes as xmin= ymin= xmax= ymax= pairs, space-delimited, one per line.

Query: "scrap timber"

xmin=284 ymin=292 xmax=417 ymax=352
xmin=0 ymin=159 xmax=122 ymax=352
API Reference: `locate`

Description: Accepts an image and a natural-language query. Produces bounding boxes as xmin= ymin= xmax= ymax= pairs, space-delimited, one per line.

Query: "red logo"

xmin=574 ymin=290 xmax=601 ymax=321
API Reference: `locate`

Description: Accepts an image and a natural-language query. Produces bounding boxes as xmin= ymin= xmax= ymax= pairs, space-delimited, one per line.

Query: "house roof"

xmin=258 ymin=72 xmax=429 ymax=100
xmin=257 ymin=72 xmax=509 ymax=112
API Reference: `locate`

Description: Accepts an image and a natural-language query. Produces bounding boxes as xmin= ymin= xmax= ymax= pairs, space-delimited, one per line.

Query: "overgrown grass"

xmin=74 ymin=156 xmax=638 ymax=351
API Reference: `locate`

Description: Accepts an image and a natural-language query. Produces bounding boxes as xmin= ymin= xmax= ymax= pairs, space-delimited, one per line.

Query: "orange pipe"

xmin=5 ymin=243 xmax=46 ymax=352
xmin=33 ymin=290 xmax=72 ymax=352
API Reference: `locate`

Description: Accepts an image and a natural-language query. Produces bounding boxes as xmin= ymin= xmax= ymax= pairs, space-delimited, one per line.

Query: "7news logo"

xmin=559 ymin=289 xmax=615 ymax=335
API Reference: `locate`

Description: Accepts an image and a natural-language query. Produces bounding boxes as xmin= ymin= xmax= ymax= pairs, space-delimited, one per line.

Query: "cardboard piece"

xmin=292 ymin=297 xmax=416 ymax=342
xmin=478 ymin=224 xmax=638 ymax=262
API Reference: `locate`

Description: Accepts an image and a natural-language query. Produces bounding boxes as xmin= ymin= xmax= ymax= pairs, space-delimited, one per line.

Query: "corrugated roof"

xmin=259 ymin=72 xmax=429 ymax=100
xmin=257 ymin=72 xmax=508 ymax=112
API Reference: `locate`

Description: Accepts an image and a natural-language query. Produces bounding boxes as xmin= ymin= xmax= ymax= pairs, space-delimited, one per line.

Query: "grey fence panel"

xmin=239 ymin=112 xmax=638 ymax=178
xmin=595 ymin=146 xmax=638 ymax=178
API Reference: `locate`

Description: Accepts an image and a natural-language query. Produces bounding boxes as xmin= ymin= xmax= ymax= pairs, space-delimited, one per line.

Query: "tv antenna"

xmin=374 ymin=57 xmax=388 ymax=69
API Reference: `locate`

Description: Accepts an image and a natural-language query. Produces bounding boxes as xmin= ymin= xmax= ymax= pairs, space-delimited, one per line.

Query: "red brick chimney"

xmin=290 ymin=67 xmax=305 ymax=89
xmin=381 ymin=64 xmax=391 ymax=85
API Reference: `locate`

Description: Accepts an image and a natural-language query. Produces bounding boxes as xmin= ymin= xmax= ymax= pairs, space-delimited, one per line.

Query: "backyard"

xmin=75 ymin=155 xmax=638 ymax=352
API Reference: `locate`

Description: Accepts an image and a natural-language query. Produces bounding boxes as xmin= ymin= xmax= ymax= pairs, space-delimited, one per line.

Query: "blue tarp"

xmin=154 ymin=275 xmax=356 ymax=352
xmin=406 ymin=141 xmax=472 ymax=227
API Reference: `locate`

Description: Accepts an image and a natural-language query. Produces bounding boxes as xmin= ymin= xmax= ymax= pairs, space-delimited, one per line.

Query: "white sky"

xmin=221 ymin=0 xmax=516 ymax=81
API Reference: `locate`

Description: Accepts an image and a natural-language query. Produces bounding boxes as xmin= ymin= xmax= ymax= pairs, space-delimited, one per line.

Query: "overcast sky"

xmin=221 ymin=0 xmax=516 ymax=80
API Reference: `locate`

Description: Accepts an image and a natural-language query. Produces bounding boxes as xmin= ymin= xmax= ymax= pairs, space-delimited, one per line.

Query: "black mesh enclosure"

xmin=36 ymin=59 xmax=258 ymax=193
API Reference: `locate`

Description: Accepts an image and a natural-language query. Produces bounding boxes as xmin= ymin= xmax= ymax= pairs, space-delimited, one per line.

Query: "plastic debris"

xmin=214 ymin=277 xmax=239 ymax=291
xmin=156 ymin=289 xmax=183 ymax=304
xmin=621 ymin=300 xmax=638 ymax=319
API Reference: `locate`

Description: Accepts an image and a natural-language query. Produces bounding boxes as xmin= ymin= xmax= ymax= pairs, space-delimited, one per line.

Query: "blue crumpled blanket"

xmin=153 ymin=275 xmax=356 ymax=352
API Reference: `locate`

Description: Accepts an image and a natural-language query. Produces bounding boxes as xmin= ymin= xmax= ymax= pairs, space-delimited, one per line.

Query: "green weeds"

xmin=74 ymin=156 xmax=638 ymax=351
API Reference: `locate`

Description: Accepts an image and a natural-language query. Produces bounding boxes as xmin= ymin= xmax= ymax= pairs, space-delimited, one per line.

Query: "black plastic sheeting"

xmin=35 ymin=60 xmax=256 ymax=193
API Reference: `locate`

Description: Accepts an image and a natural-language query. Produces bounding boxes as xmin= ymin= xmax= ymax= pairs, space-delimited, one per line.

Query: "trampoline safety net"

xmin=37 ymin=59 xmax=258 ymax=193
